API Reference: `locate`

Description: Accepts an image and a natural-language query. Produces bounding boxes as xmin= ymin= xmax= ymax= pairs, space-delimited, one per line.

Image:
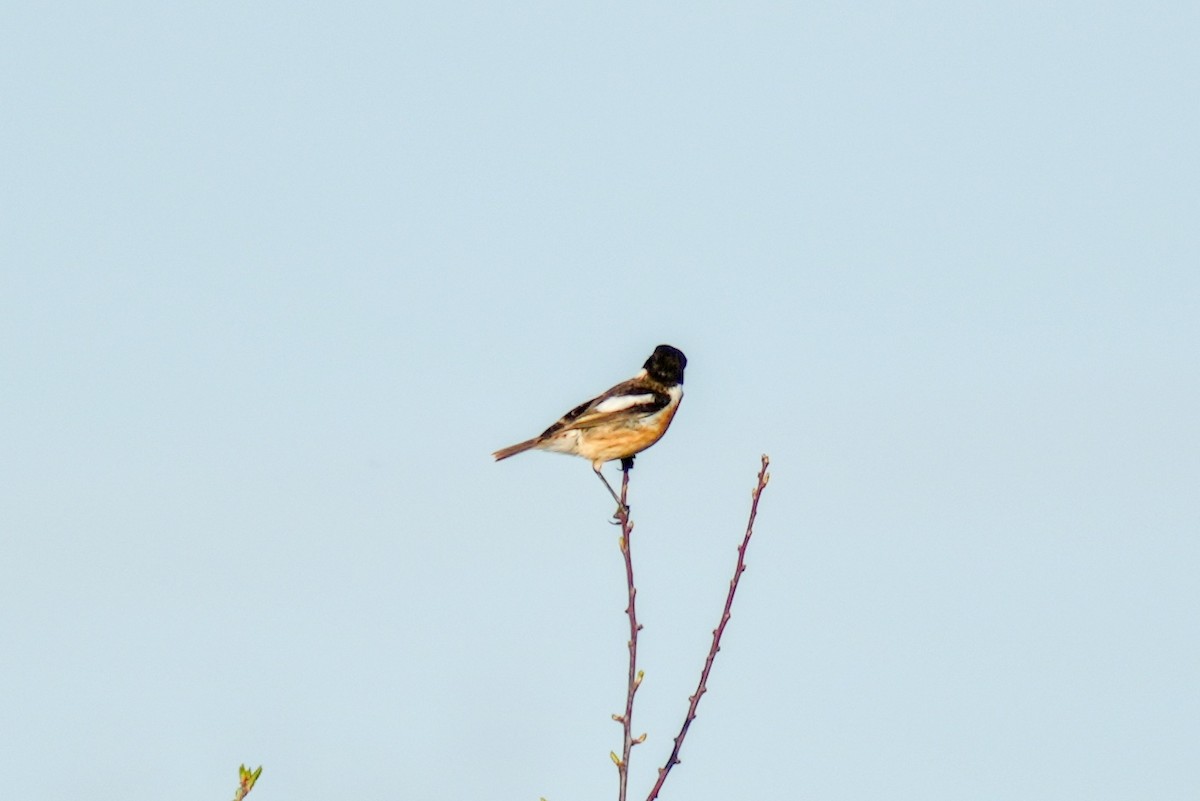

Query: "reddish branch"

xmin=645 ymin=454 xmax=771 ymax=801
xmin=612 ymin=461 xmax=643 ymax=801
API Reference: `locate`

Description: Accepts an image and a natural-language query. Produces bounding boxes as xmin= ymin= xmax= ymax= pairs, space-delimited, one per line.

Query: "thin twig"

xmin=611 ymin=460 xmax=643 ymax=801
xmin=645 ymin=454 xmax=771 ymax=801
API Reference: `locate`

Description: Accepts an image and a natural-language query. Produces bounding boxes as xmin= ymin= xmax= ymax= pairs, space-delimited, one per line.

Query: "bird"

xmin=493 ymin=344 xmax=687 ymax=513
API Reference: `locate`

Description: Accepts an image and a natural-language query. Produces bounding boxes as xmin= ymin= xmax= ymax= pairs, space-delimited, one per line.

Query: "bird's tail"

xmin=492 ymin=438 xmax=540 ymax=461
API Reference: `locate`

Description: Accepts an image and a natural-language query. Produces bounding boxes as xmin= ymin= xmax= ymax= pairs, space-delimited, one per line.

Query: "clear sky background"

xmin=2 ymin=2 xmax=1197 ymax=800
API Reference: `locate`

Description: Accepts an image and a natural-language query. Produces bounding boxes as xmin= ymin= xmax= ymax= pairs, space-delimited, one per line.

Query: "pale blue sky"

xmin=2 ymin=2 xmax=1197 ymax=799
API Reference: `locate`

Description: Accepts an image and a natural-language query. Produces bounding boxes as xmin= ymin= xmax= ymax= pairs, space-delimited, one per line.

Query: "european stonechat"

xmin=493 ymin=344 xmax=687 ymax=511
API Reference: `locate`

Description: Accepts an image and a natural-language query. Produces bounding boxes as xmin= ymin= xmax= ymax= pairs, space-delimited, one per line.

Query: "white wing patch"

xmin=593 ymin=393 xmax=656 ymax=414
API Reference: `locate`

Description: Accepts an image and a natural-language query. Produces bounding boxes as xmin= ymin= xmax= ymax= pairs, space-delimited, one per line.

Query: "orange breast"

xmin=573 ymin=403 xmax=679 ymax=464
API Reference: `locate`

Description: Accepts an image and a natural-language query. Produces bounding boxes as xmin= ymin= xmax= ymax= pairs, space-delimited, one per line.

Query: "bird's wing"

xmin=538 ymin=379 xmax=670 ymax=438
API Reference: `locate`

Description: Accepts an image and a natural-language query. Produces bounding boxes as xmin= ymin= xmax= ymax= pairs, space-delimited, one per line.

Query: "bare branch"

xmin=613 ymin=460 xmax=641 ymax=801
xmin=645 ymin=455 xmax=771 ymax=801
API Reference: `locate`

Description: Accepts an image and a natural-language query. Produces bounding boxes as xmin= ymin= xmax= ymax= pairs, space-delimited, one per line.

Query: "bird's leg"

xmin=594 ymin=464 xmax=629 ymax=522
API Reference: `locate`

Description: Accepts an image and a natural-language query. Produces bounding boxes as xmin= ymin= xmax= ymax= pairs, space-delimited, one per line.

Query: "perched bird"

xmin=493 ymin=344 xmax=687 ymax=511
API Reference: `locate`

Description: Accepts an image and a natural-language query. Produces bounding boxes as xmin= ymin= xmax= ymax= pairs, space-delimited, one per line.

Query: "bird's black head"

xmin=644 ymin=344 xmax=687 ymax=385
